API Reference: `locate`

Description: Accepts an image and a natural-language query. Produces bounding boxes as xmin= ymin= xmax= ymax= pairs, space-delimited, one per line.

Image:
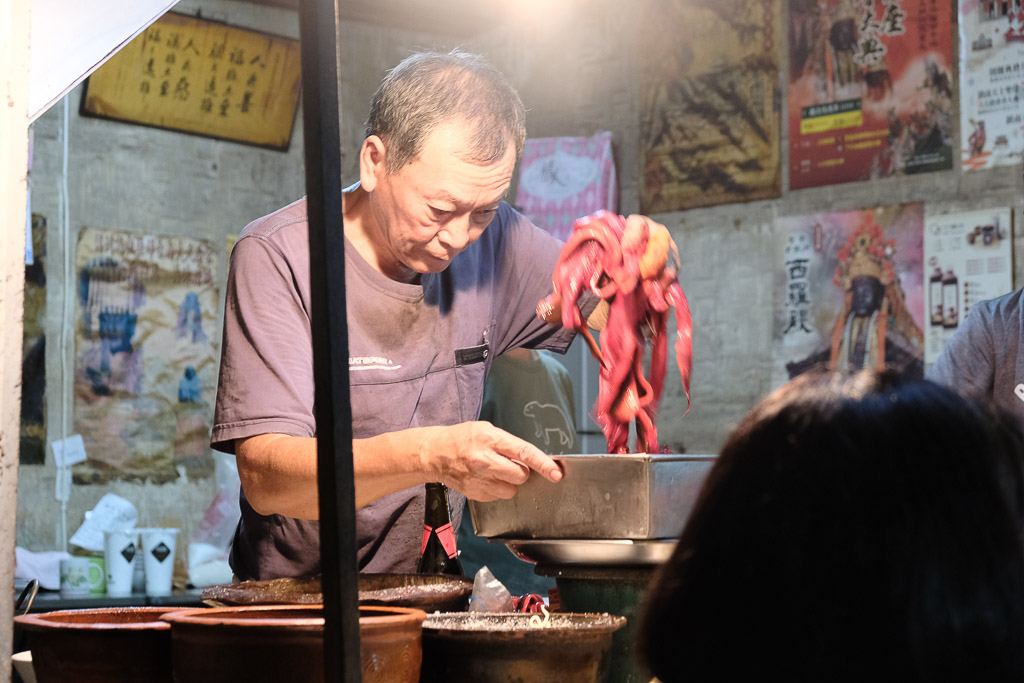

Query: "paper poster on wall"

xmin=923 ymin=208 xmax=1013 ymax=362
xmin=772 ymin=203 xmax=926 ymax=388
xmin=639 ymin=0 xmax=783 ymax=212
xmin=514 ymin=131 xmax=617 ymax=242
xmin=788 ymin=0 xmax=953 ymax=189
xmin=73 ymin=227 xmax=219 ymax=484
xmin=959 ymin=1 xmax=1024 ymax=171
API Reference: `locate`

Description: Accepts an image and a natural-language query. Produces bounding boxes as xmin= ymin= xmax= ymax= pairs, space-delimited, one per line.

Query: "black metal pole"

xmin=297 ymin=0 xmax=362 ymax=681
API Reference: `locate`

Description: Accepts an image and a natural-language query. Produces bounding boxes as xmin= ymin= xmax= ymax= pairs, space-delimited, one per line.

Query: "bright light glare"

xmin=500 ymin=0 xmax=575 ymax=28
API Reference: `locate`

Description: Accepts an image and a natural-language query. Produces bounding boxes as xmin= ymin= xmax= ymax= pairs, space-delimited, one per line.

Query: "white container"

xmin=103 ymin=529 xmax=138 ymax=597
xmin=12 ymin=650 xmax=36 ymax=683
xmin=139 ymin=528 xmax=179 ymax=597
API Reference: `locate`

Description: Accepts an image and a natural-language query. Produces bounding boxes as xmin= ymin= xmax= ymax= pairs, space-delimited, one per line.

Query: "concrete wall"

xmin=20 ymin=0 xmax=305 ymax=553
xmin=20 ymin=0 xmax=1024 ymax=554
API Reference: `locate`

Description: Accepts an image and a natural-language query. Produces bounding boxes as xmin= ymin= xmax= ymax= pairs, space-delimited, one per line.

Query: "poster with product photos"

xmin=923 ymin=208 xmax=1013 ymax=363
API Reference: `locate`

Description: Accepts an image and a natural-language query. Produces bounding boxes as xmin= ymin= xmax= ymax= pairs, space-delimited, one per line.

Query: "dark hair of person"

xmin=364 ymin=49 xmax=527 ymax=173
xmin=639 ymin=370 xmax=1024 ymax=682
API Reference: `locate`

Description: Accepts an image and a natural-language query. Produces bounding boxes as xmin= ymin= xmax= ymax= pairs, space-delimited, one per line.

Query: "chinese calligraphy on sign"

xmin=771 ymin=203 xmax=926 ymax=388
xmin=782 ymin=232 xmax=814 ymax=339
xmin=81 ymin=12 xmax=301 ymax=150
xmin=788 ymin=0 xmax=953 ymax=189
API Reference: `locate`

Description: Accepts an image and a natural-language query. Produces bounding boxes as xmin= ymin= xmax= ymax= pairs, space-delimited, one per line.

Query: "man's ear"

xmin=359 ymin=135 xmax=386 ymax=192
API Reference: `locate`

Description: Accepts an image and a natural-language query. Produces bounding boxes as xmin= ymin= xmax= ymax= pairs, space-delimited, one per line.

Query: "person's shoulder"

xmin=237 ymin=197 xmax=309 ymax=245
xmin=973 ymin=288 xmax=1024 ymax=324
xmin=480 ymin=202 xmax=561 ymax=251
xmin=484 ymin=202 xmax=531 ymax=238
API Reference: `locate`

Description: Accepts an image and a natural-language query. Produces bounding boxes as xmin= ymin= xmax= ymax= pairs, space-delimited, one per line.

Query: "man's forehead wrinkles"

xmin=430 ymin=188 xmax=506 ymax=210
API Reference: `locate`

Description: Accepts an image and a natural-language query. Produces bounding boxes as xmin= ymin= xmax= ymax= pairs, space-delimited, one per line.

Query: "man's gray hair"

xmin=365 ymin=50 xmax=527 ymax=173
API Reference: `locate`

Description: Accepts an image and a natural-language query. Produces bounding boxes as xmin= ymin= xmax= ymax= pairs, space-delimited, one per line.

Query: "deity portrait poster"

xmin=772 ymin=203 xmax=926 ymax=388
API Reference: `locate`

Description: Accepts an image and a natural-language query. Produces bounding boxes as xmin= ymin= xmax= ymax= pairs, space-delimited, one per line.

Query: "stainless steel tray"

xmin=496 ymin=538 xmax=677 ymax=566
xmin=468 ymin=453 xmax=715 ymax=540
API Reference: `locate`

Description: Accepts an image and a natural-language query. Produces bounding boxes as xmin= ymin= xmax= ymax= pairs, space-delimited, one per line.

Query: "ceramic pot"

xmin=200 ymin=573 xmax=473 ymax=613
xmin=13 ymin=606 xmax=181 ymax=683
xmin=161 ymin=604 xmax=425 ymax=683
xmin=420 ymin=611 xmax=627 ymax=683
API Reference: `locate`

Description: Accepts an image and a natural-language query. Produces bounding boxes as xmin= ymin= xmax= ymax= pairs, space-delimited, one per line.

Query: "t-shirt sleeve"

xmin=926 ymin=303 xmax=996 ymax=400
xmin=211 ymin=235 xmax=316 ymax=453
xmin=490 ymin=206 xmax=594 ymax=355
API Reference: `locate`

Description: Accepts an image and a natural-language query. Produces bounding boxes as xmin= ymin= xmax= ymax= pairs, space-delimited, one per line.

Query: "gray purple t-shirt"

xmin=212 ymin=197 xmax=576 ymax=580
xmin=927 ymin=288 xmax=1024 ymax=432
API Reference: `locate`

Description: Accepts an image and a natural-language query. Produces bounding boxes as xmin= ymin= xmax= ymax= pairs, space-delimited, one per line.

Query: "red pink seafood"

xmin=536 ymin=210 xmax=692 ymax=454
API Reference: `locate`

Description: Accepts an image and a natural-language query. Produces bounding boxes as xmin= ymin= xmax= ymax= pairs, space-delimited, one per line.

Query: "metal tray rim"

xmin=494 ymin=538 xmax=678 ymax=566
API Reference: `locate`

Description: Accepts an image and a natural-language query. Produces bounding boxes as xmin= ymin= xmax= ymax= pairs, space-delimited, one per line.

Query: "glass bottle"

xmin=942 ymin=269 xmax=959 ymax=329
xmin=417 ymin=482 xmax=464 ymax=575
xmin=929 ymin=267 xmax=944 ymax=327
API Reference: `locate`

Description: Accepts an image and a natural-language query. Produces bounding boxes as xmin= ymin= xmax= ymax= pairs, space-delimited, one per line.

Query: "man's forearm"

xmin=235 ymin=431 xmax=432 ymax=519
xmin=236 ymin=421 xmax=558 ymax=518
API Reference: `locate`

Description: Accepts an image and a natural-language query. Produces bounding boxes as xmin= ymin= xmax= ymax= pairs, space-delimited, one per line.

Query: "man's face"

xmin=850 ymin=275 xmax=883 ymax=317
xmin=365 ymin=122 xmax=516 ymax=282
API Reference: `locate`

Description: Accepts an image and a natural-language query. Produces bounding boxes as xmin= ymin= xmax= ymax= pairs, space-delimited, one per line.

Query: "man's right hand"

xmin=413 ymin=421 xmax=563 ymax=501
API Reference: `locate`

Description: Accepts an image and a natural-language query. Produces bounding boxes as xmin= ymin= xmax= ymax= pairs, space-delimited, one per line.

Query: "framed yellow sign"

xmin=81 ymin=12 xmax=301 ymax=151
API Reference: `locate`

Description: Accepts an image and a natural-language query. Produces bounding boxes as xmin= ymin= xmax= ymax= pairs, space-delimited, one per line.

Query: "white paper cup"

xmin=140 ymin=527 xmax=179 ymax=597
xmin=12 ymin=651 xmax=36 ymax=683
xmin=104 ymin=528 xmax=138 ymax=597
xmin=59 ymin=556 xmax=103 ymax=598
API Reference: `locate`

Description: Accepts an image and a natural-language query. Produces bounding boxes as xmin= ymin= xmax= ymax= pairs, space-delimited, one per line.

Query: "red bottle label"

xmin=436 ymin=522 xmax=457 ymax=559
xmin=421 ymin=524 xmax=431 ymax=555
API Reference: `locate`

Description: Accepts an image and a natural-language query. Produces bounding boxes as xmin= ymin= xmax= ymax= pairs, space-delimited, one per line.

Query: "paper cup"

xmin=60 ymin=556 xmax=103 ymax=598
xmin=12 ymin=651 xmax=35 ymax=683
xmin=104 ymin=528 xmax=138 ymax=597
xmin=140 ymin=528 xmax=179 ymax=597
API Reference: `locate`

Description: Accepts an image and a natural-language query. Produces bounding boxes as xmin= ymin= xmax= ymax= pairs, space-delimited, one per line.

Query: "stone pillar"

xmin=1 ymin=0 xmax=30 ymax=669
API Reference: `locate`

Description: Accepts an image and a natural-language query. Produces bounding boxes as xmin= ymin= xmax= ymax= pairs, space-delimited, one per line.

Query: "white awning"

xmin=30 ymin=0 xmax=179 ymax=121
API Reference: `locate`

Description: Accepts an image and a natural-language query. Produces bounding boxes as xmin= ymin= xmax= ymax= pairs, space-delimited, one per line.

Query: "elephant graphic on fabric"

xmin=522 ymin=401 xmax=574 ymax=449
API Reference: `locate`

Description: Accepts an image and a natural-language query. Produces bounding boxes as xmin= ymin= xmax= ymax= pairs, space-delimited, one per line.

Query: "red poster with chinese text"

xmin=788 ymin=0 xmax=953 ymax=189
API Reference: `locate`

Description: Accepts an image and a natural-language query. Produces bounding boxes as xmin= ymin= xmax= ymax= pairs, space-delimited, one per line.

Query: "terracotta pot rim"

xmin=160 ymin=603 xmax=427 ymax=629
xmin=14 ymin=606 xmax=180 ymax=631
xmin=422 ymin=611 xmax=627 ymax=637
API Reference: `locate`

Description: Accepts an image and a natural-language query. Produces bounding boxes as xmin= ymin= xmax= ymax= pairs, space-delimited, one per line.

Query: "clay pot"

xmin=161 ymin=604 xmax=426 ymax=683
xmin=13 ymin=606 xmax=181 ymax=683
xmin=420 ymin=611 xmax=627 ymax=683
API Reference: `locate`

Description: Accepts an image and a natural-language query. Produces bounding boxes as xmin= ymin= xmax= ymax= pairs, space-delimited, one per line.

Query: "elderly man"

xmin=212 ymin=50 xmax=664 ymax=580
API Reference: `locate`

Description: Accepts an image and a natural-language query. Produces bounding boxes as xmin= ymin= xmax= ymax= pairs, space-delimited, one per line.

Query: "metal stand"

xmin=298 ymin=0 xmax=362 ymax=680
